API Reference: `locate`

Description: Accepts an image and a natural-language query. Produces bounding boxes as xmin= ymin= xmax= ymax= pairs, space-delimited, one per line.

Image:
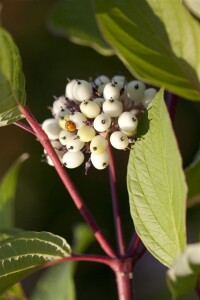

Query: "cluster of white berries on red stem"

xmin=41 ymin=75 xmax=157 ymax=170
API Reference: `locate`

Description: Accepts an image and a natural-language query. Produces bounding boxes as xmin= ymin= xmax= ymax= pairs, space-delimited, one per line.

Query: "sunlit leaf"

xmin=48 ymin=0 xmax=114 ymax=56
xmin=30 ymin=224 xmax=94 ymax=300
xmin=0 ymin=154 xmax=29 ymax=230
xmin=127 ymin=89 xmax=187 ymax=267
xmin=0 ymin=27 xmax=26 ymax=125
xmin=95 ymin=0 xmax=200 ymax=101
xmin=0 ymin=231 xmax=71 ymax=294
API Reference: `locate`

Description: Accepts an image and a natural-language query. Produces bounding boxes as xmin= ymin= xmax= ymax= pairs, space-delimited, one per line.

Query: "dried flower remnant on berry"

xmin=42 ymin=75 xmax=157 ymax=170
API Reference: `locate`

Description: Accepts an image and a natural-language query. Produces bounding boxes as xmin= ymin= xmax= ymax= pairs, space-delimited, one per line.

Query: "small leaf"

xmin=48 ymin=0 xmax=114 ymax=56
xmin=183 ymin=0 xmax=200 ymax=20
xmin=127 ymin=89 xmax=187 ymax=267
xmin=167 ymin=243 xmax=200 ymax=297
xmin=0 ymin=231 xmax=71 ymax=294
xmin=30 ymin=224 xmax=94 ymax=300
xmin=185 ymin=146 xmax=200 ymax=207
xmin=0 ymin=27 xmax=26 ymax=126
xmin=95 ymin=0 xmax=200 ymax=101
xmin=0 ymin=153 xmax=29 ymax=230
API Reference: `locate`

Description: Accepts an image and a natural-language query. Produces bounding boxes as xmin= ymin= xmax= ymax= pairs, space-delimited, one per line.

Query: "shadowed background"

xmin=0 ymin=0 xmax=200 ymax=299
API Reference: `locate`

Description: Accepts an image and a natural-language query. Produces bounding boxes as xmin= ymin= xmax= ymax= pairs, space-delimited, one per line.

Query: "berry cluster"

xmin=42 ymin=75 xmax=157 ymax=170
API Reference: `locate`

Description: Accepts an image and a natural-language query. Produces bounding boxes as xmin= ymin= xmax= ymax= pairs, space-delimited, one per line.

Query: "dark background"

xmin=0 ymin=1 xmax=200 ymax=299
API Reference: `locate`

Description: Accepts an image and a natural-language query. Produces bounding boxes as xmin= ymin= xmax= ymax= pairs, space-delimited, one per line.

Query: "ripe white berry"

xmin=72 ymin=80 xmax=93 ymax=102
xmin=94 ymin=75 xmax=110 ymax=87
xmin=77 ymin=125 xmax=96 ymax=142
xmin=112 ymin=75 xmax=126 ymax=84
xmin=42 ymin=118 xmax=61 ymax=140
xmin=70 ymin=112 xmax=87 ymax=129
xmin=52 ymin=96 xmax=67 ymax=116
xmin=142 ymin=88 xmax=157 ymax=107
xmin=55 ymin=109 xmax=71 ymax=121
xmin=93 ymin=113 xmax=111 ymax=132
xmin=59 ymin=130 xmax=75 ymax=146
xmin=126 ymin=80 xmax=146 ymax=104
xmin=90 ymin=135 xmax=108 ymax=154
xmin=118 ymin=112 xmax=138 ymax=133
xmin=63 ymin=151 xmax=84 ymax=169
xmin=91 ymin=151 xmax=109 ymax=170
xmin=110 ymin=131 xmax=129 ymax=150
xmin=103 ymin=83 xmax=121 ymax=101
xmin=80 ymin=100 xmax=100 ymax=118
xmin=102 ymin=99 xmax=123 ymax=117
xmin=93 ymin=97 xmax=105 ymax=107
xmin=65 ymin=79 xmax=77 ymax=100
xmin=66 ymin=135 xmax=85 ymax=152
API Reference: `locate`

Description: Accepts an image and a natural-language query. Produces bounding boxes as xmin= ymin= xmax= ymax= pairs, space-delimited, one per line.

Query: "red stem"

xmin=127 ymin=233 xmax=140 ymax=256
xmin=14 ymin=121 xmax=36 ymax=135
xmin=18 ymin=105 xmax=116 ymax=258
xmin=107 ymin=144 xmax=125 ymax=256
xmin=114 ymin=259 xmax=134 ymax=300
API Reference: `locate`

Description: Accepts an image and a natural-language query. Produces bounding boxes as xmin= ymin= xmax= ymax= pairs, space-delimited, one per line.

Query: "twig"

xmin=14 ymin=121 xmax=36 ymax=135
xmin=18 ymin=104 xmax=116 ymax=258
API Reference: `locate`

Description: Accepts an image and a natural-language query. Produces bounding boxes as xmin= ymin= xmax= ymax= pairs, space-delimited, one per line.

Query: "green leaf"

xmin=95 ymin=0 xmax=200 ymax=101
xmin=48 ymin=0 xmax=114 ymax=56
xmin=127 ymin=89 xmax=187 ymax=267
xmin=0 ymin=283 xmax=25 ymax=300
xmin=0 ymin=231 xmax=71 ymax=294
xmin=0 ymin=154 xmax=29 ymax=230
xmin=185 ymin=146 xmax=200 ymax=207
xmin=167 ymin=243 xmax=200 ymax=297
xmin=0 ymin=27 xmax=26 ymax=126
xmin=30 ymin=224 xmax=94 ymax=300
xmin=183 ymin=0 xmax=200 ymax=20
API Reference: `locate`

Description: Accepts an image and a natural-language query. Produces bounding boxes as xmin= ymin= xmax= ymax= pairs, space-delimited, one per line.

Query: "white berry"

xmin=57 ymin=113 xmax=71 ymax=130
xmin=59 ymin=130 xmax=75 ymax=146
xmin=93 ymin=113 xmax=111 ymax=132
xmin=42 ymin=118 xmax=61 ymax=140
xmin=65 ymin=79 xmax=77 ymax=100
xmin=94 ymin=75 xmax=110 ymax=87
xmin=66 ymin=135 xmax=85 ymax=152
xmin=110 ymin=131 xmax=129 ymax=150
xmin=63 ymin=151 xmax=84 ymax=169
xmin=103 ymin=83 xmax=121 ymax=101
xmin=118 ymin=112 xmax=138 ymax=133
xmin=72 ymin=80 xmax=93 ymax=102
xmin=142 ymin=88 xmax=157 ymax=107
xmin=77 ymin=125 xmax=96 ymax=142
xmin=90 ymin=135 xmax=108 ymax=154
xmin=127 ymin=80 xmax=146 ymax=104
xmin=80 ymin=100 xmax=100 ymax=118
xmin=52 ymin=96 xmax=67 ymax=116
xmin=91 ymin=151 xmax=109 ymax=170
xmin=102 ymin=99 xmax=123 ymax=117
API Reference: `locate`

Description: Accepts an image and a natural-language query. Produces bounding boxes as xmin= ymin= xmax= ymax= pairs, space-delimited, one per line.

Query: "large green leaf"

xmin=30 ymin=224 xmax=94 ymax=300
xmin=48 ymin=0 xmax=114 ymax=56
xmin=0 ymin=27 xmax=26 ymax=126
xmin=127 ymin=89 xmax=187 ymax=267
xmin=0 ymin=154 xmax=29 ymax=230
xmin=185 ymin=146 xmax=200 ymax=207
xmin=0 ymin=231 xmax=71 ymax=294
xmin=95 ymin=0 xmax=200 ymax=101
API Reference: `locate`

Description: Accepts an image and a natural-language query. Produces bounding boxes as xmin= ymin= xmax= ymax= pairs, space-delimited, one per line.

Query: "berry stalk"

xmin=18 ymin=104 xmax=116 ymax=258
xmin=107 ymin=143 xmax=125 ymax=256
